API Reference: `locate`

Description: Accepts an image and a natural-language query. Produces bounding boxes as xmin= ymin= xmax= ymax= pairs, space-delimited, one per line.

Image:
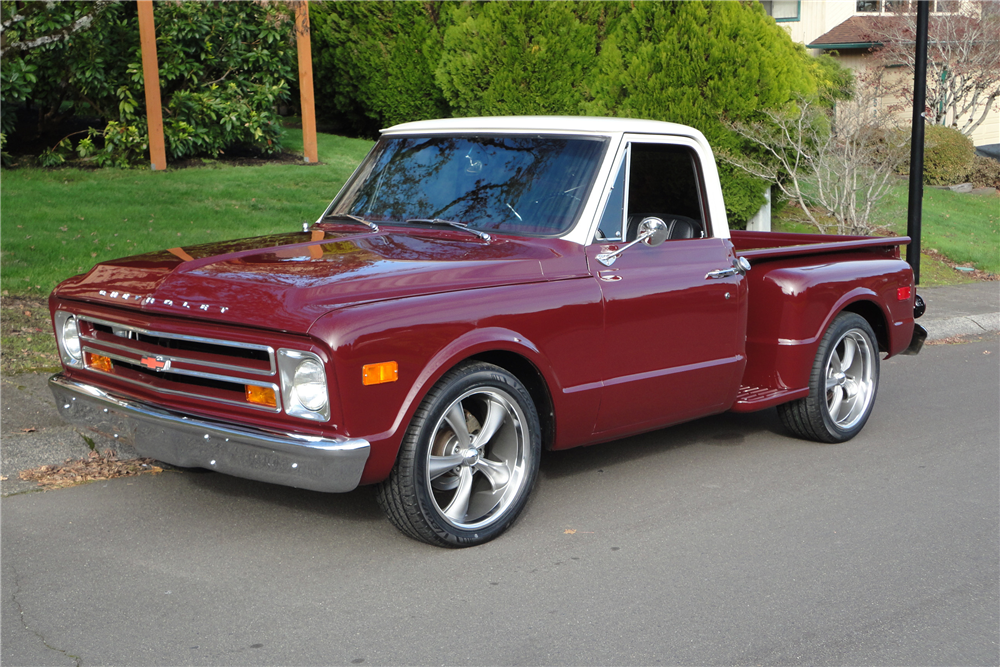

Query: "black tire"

xmin=778 ymin=312 xmax=880 ymax=443
xmin=375 ymin=362 xmax=541 ymax=547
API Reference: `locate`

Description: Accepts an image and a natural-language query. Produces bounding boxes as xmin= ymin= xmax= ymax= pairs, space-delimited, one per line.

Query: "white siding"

xmin=780 ymin=0 xmax=857 ymax=50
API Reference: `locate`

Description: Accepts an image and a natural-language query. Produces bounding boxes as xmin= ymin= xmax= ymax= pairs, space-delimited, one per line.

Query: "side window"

xmin=595 ymin=151 xmax=626 ymax=241
xmin=625 ymin=144 xmax=707 ymax=242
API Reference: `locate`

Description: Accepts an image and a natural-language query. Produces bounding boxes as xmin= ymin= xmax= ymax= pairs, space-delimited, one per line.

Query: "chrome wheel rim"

xmin=824 ymin=329 xmax=875 ymax=430
xmin=425 ymin=388 xmax=529 ymax=530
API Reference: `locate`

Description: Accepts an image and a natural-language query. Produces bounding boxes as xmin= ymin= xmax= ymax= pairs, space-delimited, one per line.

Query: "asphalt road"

xmin=2 ymin=336 xmax=998 ymax=667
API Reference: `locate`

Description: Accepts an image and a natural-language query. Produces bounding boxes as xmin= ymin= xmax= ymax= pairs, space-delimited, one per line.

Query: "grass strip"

xmin=1 ymin=128 xmax=373 ymax=296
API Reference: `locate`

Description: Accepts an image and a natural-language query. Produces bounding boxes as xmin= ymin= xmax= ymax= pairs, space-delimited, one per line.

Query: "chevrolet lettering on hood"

xmin=48 ymin=116 xmax=924 ymax=548
xmin=97 ymin=290 xmax=230 ymax=313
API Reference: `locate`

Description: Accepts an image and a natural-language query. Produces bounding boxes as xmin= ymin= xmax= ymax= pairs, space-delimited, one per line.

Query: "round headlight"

xmin=292 ymin=358 xmax=327 ymax=412
xmin=62 ymin=315 xmax=82 ymax=361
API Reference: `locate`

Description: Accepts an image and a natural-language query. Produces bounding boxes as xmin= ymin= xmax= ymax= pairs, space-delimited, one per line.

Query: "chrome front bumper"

xmin=49 ymin=374 xmax=370 ymax=493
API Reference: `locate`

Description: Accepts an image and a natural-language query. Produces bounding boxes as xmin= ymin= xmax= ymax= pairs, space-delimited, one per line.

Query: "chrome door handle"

xmin=706 ymin=267 xmax=738 ymax=279
xmin=706 ymin=257 xmax=750 ymax=280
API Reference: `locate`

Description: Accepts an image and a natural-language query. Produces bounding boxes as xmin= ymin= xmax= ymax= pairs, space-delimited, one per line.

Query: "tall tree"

xmin=583 ymin=1 xmax=818 ymax=224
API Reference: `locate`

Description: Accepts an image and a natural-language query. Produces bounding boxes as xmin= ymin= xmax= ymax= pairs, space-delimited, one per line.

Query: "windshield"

xmin=327 ymin=134 xmax=608 ymax=237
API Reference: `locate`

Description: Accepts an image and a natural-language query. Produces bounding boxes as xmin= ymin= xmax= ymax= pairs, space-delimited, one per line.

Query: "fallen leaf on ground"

xmin=19 ymin=450 xmax=163 ymax=489
xmin=564 ymin=529 xmax=577 ymax=534
xmin=20 ymin=427 xmax=36 ymax=433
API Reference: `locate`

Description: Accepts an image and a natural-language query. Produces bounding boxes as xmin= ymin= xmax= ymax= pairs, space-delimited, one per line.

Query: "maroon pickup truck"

xmin=49 ymin=117 xmax=925 ymax=547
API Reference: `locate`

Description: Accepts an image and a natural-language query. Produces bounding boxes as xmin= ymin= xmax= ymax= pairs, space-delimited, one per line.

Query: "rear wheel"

xmin=778 ymin=312 xmax=880 ymax=443
xmin=376 ymin=362 xmax=541 ymax=547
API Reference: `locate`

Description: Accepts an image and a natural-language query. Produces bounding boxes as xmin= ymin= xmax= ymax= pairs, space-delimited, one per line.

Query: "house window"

xmin=857 ymin=0 xmax=958 ymax=13
xmin=933 ymin=0 xmax=961 ymax=12
xmin=884 ymin=0 xmax=912 ymax=12
xmin=761 ymin=0 xmax=800 ymax=22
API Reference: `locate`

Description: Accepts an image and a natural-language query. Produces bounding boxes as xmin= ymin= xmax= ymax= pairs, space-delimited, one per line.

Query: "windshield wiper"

xmin=405 ymin=218 xmax=491 ymax=241
xmin=323 ymin=213 xmax=379 ymax=233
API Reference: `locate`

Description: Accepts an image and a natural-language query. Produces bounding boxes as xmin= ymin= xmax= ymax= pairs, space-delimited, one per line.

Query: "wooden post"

xmin=295 ymin=1 xmax=319 ymax=164
xmin=137 ymin=0 xmax=167 ymax=171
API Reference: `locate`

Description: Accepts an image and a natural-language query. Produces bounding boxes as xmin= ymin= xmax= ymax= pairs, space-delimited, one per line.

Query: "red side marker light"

xmin=897 ymin=286 xmax=912 ymax=301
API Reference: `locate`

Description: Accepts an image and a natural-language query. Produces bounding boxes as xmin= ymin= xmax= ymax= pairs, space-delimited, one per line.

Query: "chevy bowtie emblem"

xmin=140 ymin=356 xmax=170 ymax=371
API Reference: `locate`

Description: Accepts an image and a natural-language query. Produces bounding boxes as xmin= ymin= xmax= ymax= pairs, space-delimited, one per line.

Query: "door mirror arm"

xmin=596 ymin=218 xmax=669 ymax=267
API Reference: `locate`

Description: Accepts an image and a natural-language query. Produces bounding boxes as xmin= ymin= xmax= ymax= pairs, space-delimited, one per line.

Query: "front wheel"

xmin=376 ymin=362 xmax=541 ymax=547
xmin=778 ymin=312 xmax=880 ymax=443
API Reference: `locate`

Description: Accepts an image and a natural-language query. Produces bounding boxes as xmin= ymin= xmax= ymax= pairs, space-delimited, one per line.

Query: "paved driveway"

xmin=2 ymin=337 xmax=997 ymax=666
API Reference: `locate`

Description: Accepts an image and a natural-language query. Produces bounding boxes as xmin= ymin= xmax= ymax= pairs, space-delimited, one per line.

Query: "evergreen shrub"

xmin=967 ymin=155 xmax=1000 ymax=189
xmin=435 ymin=1 xmax=598 ymax=117
xmin=309 ymin=2 xmax=448 ymax=138
xmin=921 ymin=125 xmax=975 ymax=185
xmin=581 ymin=1 xmax=818 ymax=226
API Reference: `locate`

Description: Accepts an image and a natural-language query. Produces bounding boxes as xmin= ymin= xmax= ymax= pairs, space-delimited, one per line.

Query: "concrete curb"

xmin=923 ymin=312 xmax=1000 ymax=341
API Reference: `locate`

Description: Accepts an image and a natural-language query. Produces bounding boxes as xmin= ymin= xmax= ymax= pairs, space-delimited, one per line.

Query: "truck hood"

xmin=53 ymin=228 xmax=588 ymax=332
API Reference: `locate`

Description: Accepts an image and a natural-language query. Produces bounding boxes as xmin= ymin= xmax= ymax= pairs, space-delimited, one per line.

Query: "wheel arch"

xmin=357 ymin=327 xmax=561 ymax=483
xmin=841 ymin=298 xmax=890 ymax=353
xmin=468 ymin=350 xmax=556 ymax=451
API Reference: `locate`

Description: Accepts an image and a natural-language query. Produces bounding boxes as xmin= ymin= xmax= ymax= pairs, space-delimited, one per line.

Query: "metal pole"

xmin=905 ymin=0 xmax=930 ymax=284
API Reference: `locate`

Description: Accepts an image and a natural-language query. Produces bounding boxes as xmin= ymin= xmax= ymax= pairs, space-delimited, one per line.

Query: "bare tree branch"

xmin=720 ymin=83 xmax=908 ymax=236
xmin=1 ymin=1 xmax=115 ymax=59
xmin=862 ymin=1 xmax=1000 ymax=137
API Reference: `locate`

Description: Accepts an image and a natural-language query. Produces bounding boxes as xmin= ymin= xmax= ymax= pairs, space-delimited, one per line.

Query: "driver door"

xmin=589 ymin=137 xmax=747 ymax=436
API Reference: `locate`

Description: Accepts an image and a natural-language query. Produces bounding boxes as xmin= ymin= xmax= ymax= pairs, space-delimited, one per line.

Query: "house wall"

xmin=780 ymin=1 xmax=857 ymax=50
xmin=772 ymin=1 xmax=999 ymax=149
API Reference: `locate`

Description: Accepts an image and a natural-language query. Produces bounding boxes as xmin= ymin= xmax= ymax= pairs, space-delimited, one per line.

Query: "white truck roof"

xmin=380 ymin=116 xmax=729 ymax=243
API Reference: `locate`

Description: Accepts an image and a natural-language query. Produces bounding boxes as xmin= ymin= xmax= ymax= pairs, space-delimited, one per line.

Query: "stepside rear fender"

xmin=742 ymin=253 xmax=916 ymax=393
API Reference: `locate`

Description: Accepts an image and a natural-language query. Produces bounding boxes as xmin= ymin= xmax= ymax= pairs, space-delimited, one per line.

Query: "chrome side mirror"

xmin=596 ymin=217 xmax=668 ymax=267
xmin=637 ymin=217 xmax=669 ymax=247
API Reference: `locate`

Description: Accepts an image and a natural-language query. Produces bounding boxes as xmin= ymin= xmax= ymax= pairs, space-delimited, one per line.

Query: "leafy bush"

xmin=921 ymin=125 xmax=975 ymax=185
xmin=965 ymin=155 xmax=1000 ymax=189
xmin=309 ymin=1 xmax=824 ymax=226
xmin=2 ymin=1 xmax=295 ymax=166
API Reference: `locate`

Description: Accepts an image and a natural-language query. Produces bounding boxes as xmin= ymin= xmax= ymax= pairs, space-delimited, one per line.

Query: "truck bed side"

xmin=729 ymin=231 xmax=916 ymax=413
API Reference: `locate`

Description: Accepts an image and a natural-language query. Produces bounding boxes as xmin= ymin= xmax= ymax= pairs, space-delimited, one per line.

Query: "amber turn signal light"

xmin=246 ymin=385 xmax=277 ymax=408
xmin=86 ymin=352 xmax=114 ymax=373
xmin=363 ymin=361 xmax=398 ymax=386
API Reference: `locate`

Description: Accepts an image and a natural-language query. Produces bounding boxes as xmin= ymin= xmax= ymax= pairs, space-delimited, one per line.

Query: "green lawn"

xmin=2 ymin=131 xmax=996 ymax=372
xmin=3 ymin=131 xmax=997 ymax=297
xmin=773 ymin=182 xmax=999 ymax=286
xmin=1 ymin=128 xmax=373 ymax=296
xmin=871 ymin=184 xmax=1000 ymax=275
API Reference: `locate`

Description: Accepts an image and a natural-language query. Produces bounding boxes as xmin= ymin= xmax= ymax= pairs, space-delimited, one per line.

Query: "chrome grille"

xmin=76 ymin=315 xmax=281 ymax=412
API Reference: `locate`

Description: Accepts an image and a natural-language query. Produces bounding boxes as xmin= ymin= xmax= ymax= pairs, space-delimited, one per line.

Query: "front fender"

xmin=309 ymin=278 xmax=604 ymax=483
